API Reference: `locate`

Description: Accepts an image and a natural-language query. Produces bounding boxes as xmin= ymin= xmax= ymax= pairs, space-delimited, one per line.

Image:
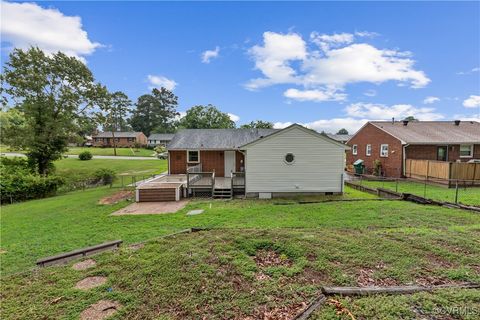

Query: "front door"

xmin=224 ymin=151 xmax=236 ymax=177
xmin=437 ymin=146 xmax=448 ymax=161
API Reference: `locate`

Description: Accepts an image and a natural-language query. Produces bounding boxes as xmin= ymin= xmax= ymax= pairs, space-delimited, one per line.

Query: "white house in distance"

xmin=147 ymin=133 xmax=175 ymax=147
xmin=136 ymin=124 xmax=350 ymax=201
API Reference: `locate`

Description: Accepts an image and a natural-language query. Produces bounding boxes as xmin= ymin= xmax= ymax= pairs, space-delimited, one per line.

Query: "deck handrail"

xmin=211 ymin=170 xmax=215 ymax=194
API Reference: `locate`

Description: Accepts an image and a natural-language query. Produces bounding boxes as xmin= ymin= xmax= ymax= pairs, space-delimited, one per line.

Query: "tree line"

xmin=0 ymin=47 xmax=275 ymax=175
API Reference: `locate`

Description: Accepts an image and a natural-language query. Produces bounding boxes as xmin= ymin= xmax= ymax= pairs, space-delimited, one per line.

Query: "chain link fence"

xmin=350 ymin=174 xmax=480 ymax=207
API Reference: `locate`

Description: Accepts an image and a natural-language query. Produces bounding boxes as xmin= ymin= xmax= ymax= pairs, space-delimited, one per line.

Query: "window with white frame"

xmin=187 ymin=150 xmax=200 ymax=163
xmin=352 ymin=144 xmax=358 ymax=155
xmin=380 ymin=144 xmax=389 ymax=157
xmin=366 ymin=144 xmax=372 ymax=156
xmin=460 ymin=144 xmax=473 ymax=158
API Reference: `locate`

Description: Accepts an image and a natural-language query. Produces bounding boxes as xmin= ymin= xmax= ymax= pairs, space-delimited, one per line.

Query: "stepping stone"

xmin=80 ymin=300 xmax=121 ymax=320
xmin=187 ymin=209 xmax=204 ymax=216
xmin=75 ymin=276 xmax=107 ymax=290
xmin=72 ymin=259 xmax=96 ymax=271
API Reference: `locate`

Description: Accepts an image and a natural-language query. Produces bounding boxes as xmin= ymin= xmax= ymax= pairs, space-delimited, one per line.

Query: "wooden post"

xmin=455 ymin=180 xmax=459 ymax=204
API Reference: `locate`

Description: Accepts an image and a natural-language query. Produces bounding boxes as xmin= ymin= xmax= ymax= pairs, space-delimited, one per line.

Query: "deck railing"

xmin=231 ymin=172 xmax=246 ymax=195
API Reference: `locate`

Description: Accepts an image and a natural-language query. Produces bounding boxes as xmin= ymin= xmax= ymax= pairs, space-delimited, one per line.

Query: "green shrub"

xmin=78 ymin=151 xmax=93 ymax=161
xmin=0 ymin=157 xmax=64 ymax=203
xmin=93 ymin=168 xmax=116 ymax=185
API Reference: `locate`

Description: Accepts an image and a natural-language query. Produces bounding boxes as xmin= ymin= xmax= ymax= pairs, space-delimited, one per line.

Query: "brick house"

xmin=147 ymin=133 xmax=175 ymax=148
xmin=346 ymin=120 xmax=480 ymax=177
xmin=92 ymin=132 xmax=147 ymax=147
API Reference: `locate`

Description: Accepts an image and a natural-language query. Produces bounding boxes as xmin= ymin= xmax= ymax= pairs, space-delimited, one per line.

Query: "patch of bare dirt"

xmin=357 ymin=262 xmax=399 ymax=287
xmin=72 ymin=259 xmax=96 ymax=271
xmin=245 ymin=302 xmax=308 ymax=320
xmin=128 ymin=243 xmax=145 ymax=251
xmin=414 ymin=271 xmax=460 ymax=286
xmin=255 ymin=271 xmax=271 ymax=281
xmin=425 ymin=253 xmax=455 ymax=268
xmin=80 ymin=300 xmax=122 ymax=320
xmin=254 ymin=249 xmax=292 ymax=268
xmin=75 ymin=276 xmax=107 ymax=290
xmin=98 ymin=190 xmax=133 ymax=204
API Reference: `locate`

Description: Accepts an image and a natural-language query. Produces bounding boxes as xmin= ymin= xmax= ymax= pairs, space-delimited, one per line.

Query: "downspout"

xmin=402 ymin=144 xmax=409 ymax=177
xmin=238 ymin=150 xmax=247 ymax=197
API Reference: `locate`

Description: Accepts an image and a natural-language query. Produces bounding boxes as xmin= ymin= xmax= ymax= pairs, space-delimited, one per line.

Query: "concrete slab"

xmin=186 ymin=209 xmax=204 ymax=216
xmin=110 ymin=200 xmax=189 ymax=215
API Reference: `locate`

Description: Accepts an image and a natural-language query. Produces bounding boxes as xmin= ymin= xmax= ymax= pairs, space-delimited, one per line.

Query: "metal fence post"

xmin=395 ymin=179 xmax=398 ymax=193
xmin=424 ymin=178 xmax=427 ymax=198
xmin=455 ymin=180 xmax=459 ymax=204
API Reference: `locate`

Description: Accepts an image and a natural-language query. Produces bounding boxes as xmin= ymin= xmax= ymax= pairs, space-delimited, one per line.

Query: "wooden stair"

xmin=213 ymin=188 xmax=232 ymax=199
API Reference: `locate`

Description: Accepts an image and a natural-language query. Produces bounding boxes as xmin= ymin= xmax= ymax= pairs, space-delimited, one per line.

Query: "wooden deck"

xmin=189 ymin=177 xmax=245 ymax=189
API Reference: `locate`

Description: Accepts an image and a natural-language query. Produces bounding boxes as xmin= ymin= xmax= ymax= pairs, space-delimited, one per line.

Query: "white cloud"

xmin=147 ymin=75 xmax=177 ymax=91
xmin=452 ymin=114 xmax=480 ymax=121
xmin=423 ymin=96 xmax=440 ymax=104
xmin=284 ymin=88 xmax=346 ymax=102
xmin=363 ymin=89 xmax=377 ymax=97
xmin=457 ymin=67 xmax=480 ymax=75
xmin=463 ymin=95 xmax=480 ymax=108
xmin=246 ymin=31 xmax=429 ymax=100
xmin=345 ymin=102 xmax=444 ymax=120
xmin=274 ymin=118 xmax=370 ymax=133
xmin=1 ymin=1 xmax=100 ymax=61
xmin=228 ymin=113 xmax=240 ymax=122
xmin=246 ymin=32 xmax=306 ymax=90
xmin=201 ymin=46 xmax=220 ymax=63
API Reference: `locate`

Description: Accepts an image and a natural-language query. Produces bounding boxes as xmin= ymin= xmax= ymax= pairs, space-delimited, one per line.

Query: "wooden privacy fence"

xmin=405 ymin=159 xmax=480 ymax=185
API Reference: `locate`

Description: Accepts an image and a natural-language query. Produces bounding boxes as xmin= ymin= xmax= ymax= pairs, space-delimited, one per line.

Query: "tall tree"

xmin=403 ymin=116 xmax=418 ymax=121
xmin=0 ymin=47 xmax=107 ymax=174
xmin=129 ymin=88 xmax=178 ymax=136
xmin=240 ymin=120 xmax=274 ymax=129
xmin=178 ymin=104 xmax=235 ymax=129
xmin=96 ymin=91 xmax=132 ymax=156
xmin=336 ymin=128 xmax=349 ymax=135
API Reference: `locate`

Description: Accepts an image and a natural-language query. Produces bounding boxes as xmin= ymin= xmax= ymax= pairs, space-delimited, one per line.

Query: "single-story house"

xmin=327 ymin=134 xmax=353 ymax=144
xmin=135 ymin=124 xmax=348 ymax=201
xmin=92 ymin=132 xmax=147 ymax=147
xmin=147 ymin=133 xmax=175 ymax=148
xmin=346 ymin=120 xmax=480 ymax=177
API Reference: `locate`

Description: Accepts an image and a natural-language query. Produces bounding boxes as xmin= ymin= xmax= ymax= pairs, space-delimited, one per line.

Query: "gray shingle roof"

xmin=370 ymin=121 xmax=480 ymax=144
xmin=327 ymin=134 xmax=353 ymax=142
xmin=94 ymin=132 xmax=143 ymax=138
xmin=147 ymin=134 xmax=175 ymax=140
xmin=167 ymin=129 xmax=279 ymax=150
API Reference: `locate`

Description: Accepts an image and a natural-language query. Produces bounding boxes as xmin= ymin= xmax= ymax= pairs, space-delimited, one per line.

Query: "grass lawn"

xmin=1 ymin=186 xmax=479 ymax=319
xmin=360 ymin=179 xmax=480 ymax=206
xmin=65 ymin=147 xmax=155 ymax=157
xmin=55 ymin=158 xmax=167 ymax=176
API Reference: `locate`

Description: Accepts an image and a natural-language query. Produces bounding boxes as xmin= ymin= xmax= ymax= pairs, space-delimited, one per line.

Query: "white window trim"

xmin=187 ymin=150 xmax=200 ymax=163
xmin=366 ymin=144 xmax=372 ymax=156
xmin=380 ymin=144 xmax=389 ymax=157
xmin=459 ymin=144 xmax=474 ymax=158
xmin=352 ymin=144 xmax=358 ymax=155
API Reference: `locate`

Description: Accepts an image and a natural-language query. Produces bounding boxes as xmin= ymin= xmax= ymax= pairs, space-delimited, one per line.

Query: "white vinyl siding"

xmin=244 ymin=127 xmax=345 ymax=193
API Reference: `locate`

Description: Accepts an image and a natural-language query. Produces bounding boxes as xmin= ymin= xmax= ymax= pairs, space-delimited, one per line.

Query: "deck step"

xmin=213 ymin=188 xmax=232 ymax=199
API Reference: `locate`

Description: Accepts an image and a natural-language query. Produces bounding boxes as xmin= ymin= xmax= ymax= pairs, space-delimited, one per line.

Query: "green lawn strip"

xmin=1 ymin=185 xmax=480 ymax=276
xmin=65 ymin=147 xmax=155 ymax=157
xmin=360 ymin=180 xmax=480 ymax=206
xmin=312 ymin=289 xmax=480 ymax=320
xmin=54 ymin=158 xmax=167 ymax=187
xmin=1 ymin=229 xmax=479 ymax=319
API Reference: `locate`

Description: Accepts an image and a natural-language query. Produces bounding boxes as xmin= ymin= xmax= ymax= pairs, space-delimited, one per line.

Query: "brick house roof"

xmin=369 ymin=121 xmax=480 ymax=144
xmin=94 ymin=132 xmax=143 ymax=138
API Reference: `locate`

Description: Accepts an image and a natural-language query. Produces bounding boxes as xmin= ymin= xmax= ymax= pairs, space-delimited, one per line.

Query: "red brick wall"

xmin=406 ymin=144 xmax=480 ymax=162
xmin=346 ymin=123 xmax=403 ymax=177
xmin=92 ymin=137 xmax=142 ymax=147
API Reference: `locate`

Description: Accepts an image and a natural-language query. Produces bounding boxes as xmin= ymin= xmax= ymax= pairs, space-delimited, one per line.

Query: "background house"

xmin=147 ymin=133 xmax=175 ymax=148
xmin=92 ymin=132 xmax=147 ymax=147
xmin=346 ymin=120 xmax=480 ymax=177
xmin=327 ymin=134 xmax=353 ymax=144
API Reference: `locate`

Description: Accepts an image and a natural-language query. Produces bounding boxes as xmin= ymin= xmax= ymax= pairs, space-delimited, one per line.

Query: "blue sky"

xmin=1 ymin=1 xmax=479 ymax=133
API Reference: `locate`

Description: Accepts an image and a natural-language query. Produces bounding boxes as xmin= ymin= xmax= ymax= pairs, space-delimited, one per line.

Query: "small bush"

xmin=78 ymin=151 xmax=93 ymax=161
xmin=93 ymin=168 xmax=116 ymax=185
xmin=0 ymin=157 xmax=64 ymax=203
